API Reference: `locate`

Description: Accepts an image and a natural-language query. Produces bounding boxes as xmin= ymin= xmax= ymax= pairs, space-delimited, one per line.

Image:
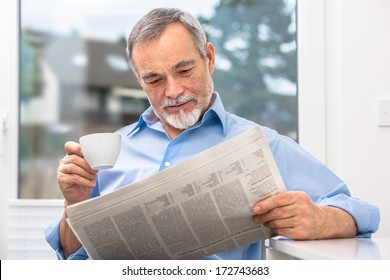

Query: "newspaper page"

xmin=65 ymin=127 xmax=286 ymax=259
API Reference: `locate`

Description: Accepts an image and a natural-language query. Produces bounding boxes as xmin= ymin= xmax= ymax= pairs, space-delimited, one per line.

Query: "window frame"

xmin=0 ymin=0 xmax=327 ymax=257
xmin=297 ymin=0 xmax=326 ymax=163
xmin=0 ymin=0 xmax=20 ymax=259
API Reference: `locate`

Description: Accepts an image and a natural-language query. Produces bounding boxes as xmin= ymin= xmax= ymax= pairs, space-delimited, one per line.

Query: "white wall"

xmin=0 ymin=0 xmax=18 ymax=259
xmin=324 ymin=0 xmax=390 ymax=237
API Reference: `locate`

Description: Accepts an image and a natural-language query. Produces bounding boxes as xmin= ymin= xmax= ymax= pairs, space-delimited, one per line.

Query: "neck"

xmin=164 ymin=124 xmax=184 ymax=140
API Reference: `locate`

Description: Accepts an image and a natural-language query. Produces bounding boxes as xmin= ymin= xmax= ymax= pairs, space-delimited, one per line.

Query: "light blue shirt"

xmin=45 ymin=92 xmax=380 ymax=260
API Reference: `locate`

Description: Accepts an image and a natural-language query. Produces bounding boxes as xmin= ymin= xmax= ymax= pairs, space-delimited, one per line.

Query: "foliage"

xmin=199 ymin=0 xmax=297 ymax=139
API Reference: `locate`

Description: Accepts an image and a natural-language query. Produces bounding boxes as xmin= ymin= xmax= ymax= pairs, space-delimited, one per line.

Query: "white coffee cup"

xmin=79 ymin=133 xmax=121 ymax=170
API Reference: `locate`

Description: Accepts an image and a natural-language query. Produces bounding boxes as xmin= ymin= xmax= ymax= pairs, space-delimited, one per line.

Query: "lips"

xmin=167 ymin=100 xmax=190 ymax=108
xmin=163 ymin=95 xmax=197 ymax=110
xmin=164 ymin=101 xmax=196 ymax=115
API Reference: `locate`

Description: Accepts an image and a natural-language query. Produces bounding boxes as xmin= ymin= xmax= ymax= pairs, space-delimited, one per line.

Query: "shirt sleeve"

xmin=317 ymin=191 xmax=380 ymax=237
xmin=44 ymin=184 xmax=101 ymax=260
xmin=265 ymin=128 xmax=380 ymax=237
xmin=44 ymin=218 xmax=89 ymax=260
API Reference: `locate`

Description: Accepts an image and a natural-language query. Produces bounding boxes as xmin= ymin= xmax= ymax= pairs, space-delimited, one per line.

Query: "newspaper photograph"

xmin=65 ymin=127 xmax=286 ymax=259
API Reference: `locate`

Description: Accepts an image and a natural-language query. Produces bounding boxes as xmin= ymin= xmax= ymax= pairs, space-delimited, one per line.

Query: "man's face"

xmin=132 ymin=23 xmax=215 ymax=131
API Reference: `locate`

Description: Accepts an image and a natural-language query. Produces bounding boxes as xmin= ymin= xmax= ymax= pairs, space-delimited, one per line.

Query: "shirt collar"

xmin=127 ymin=92 xmax=227 ymax=136
xmin=201 ymin=92 xmax=227 ymax=136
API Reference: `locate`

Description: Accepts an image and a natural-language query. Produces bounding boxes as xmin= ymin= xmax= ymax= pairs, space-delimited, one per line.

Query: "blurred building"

xmin=20 ymin=30 xmax=148 ymax=198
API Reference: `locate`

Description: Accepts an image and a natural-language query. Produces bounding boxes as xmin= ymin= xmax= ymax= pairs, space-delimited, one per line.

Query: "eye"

xmin=179 ymin=68 xmax=192 ymax=75
xmin=147 ymin=79 xmax=161 ymax=86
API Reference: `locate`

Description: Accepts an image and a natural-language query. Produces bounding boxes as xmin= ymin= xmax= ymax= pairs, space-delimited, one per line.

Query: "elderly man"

xmin=46 ymin=8 xmax=379 ymax=260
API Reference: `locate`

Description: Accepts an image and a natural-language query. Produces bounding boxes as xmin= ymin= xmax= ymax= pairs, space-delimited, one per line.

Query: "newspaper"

xmin=65 ymin=127 xmax=286 ymax=260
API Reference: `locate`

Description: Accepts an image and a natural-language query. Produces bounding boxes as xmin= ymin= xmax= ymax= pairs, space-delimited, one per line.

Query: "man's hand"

xmin=57 ymin=141 xmax=98 ymax=206
xmin=252 ymin=191 xmax=357 ymax=240
xmin=57 ymin=141 xmax=99 ymax=258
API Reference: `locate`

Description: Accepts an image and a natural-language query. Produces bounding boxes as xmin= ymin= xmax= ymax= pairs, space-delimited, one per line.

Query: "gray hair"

xmin=126 ymin=8 xmax=208 ymax=74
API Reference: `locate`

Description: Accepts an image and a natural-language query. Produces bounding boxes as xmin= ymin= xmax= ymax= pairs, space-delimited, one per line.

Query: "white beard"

xmin=163 ymin=106 xmax=203 ymax=130
xmin=159 ymin=94 xmax=202 ymax=129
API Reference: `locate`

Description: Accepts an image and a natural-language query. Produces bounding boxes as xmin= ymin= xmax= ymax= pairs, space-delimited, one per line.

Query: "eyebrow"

xmin=172 ymin=60 xmax=196 ymax=71
xmin=141 ymin=72 xmax=159 ymax=80
xmin=141 ymin=60 xmax=196 ymax=80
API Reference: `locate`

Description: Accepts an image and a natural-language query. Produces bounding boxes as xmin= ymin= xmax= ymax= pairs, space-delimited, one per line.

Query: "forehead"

xmin=132 ymin=23 xmax=201 ymax=73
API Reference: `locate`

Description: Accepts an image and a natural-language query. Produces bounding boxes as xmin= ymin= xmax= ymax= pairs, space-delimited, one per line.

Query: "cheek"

xmin=186 ymin=74 xmax=208 ymax=94
xmin=144 ymin=89 xmax=162 ymax=108
xmin=184 ymin=79 xmax=198 ymax=94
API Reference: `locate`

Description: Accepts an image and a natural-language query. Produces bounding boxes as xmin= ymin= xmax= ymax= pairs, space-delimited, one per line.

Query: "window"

xmin=19 ymin=0 xmax=297 ymax=199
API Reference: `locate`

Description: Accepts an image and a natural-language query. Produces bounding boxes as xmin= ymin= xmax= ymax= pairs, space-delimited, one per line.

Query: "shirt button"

xmin=164 ymin=161 xmax=171 ymax=167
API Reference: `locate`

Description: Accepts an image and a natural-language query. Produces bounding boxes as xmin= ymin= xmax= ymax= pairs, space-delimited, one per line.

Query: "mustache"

xmin=162 ymin=94 xmax=197 ymax=108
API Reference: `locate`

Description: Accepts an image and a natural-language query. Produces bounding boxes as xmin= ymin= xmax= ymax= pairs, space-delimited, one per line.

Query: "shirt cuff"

xmin=318 ymin=194 xmax=380 ymax=237
xmin=45 ymin=217 xmax=89 ymax=260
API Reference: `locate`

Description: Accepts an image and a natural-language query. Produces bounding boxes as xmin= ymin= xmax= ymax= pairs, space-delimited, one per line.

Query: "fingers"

xmin=58 ymin=155 xmax=97 ymax=185
xmin=253 ymin=202 xmax=296 ymax=225
xmin=253 ymin=192 xmax=298 ymax=215
xmin=60 ymin=153 xmax=97 ymax=175
xmin=252 ymin=192 xmax=310 ymax=226
xmin=57 ymin=169 xmax=96 ymax=189
xmin=64 ymin=141 xmax=83 ymax=157
xmin=57 ymin=141 xmax=99 ymax=206
xmin=252 ymin=191 xmax=320 ymax=240
xmin=57 ymin=142 xmax=98 ymax=190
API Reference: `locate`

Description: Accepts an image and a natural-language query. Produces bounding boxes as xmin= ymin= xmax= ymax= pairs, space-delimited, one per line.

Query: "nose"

xmin=165 ymin=76 xmax=184 ymax=99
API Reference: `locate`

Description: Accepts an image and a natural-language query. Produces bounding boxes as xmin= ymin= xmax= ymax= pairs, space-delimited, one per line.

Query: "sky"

xmin=21 ymin=0 xmax=219 ymax=41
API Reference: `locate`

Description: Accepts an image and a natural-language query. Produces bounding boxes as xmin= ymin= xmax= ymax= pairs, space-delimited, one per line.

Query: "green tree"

xmin=200 ymin=0 xmax=297 ymax=139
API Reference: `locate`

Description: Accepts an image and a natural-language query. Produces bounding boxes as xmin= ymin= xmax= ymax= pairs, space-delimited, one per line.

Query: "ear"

xmin=205 ymin=42 xmax=215 ymax=74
